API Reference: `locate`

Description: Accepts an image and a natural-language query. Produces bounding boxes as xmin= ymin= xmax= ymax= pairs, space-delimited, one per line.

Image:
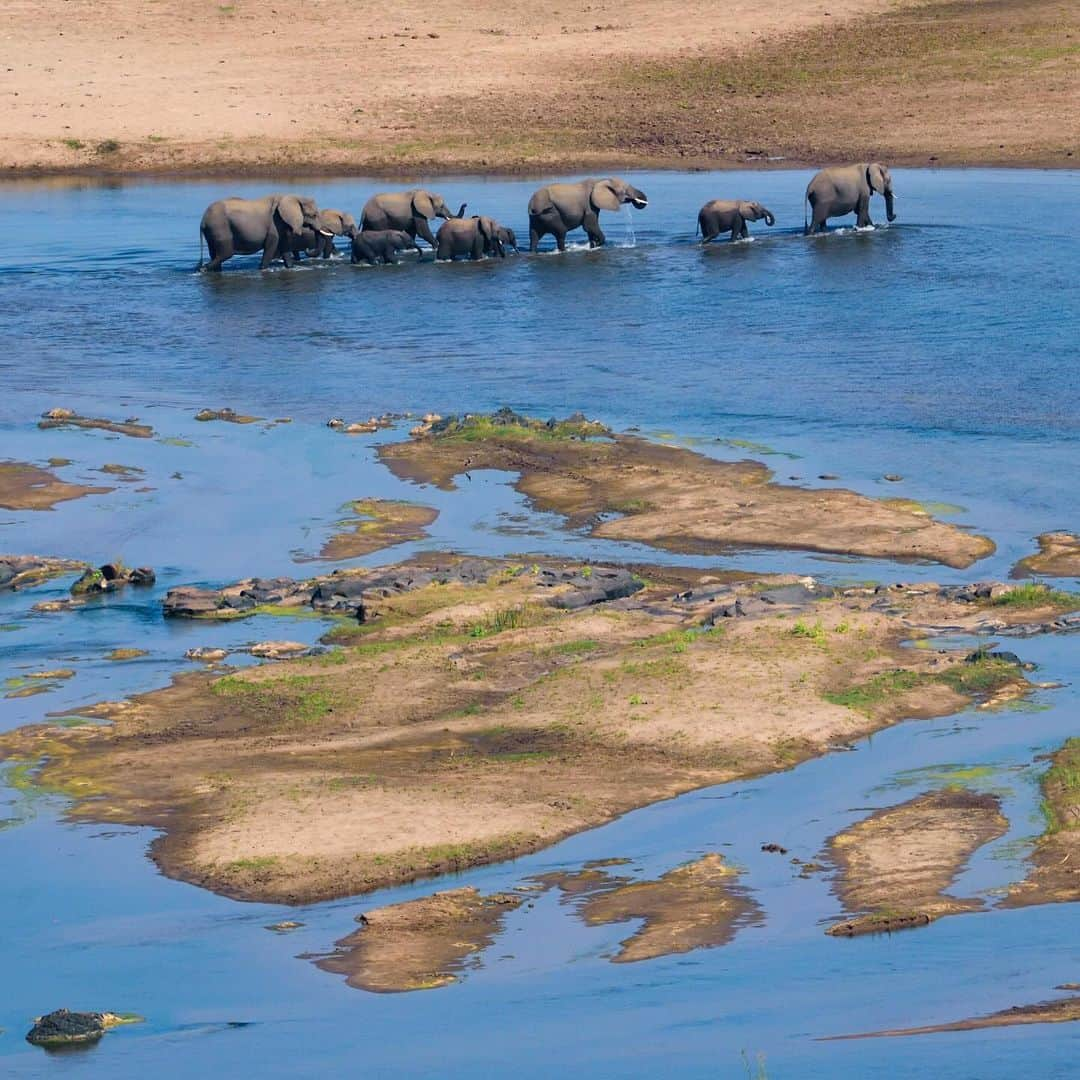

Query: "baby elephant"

xmin=350 ymin=229 xmax=420 ymax=265
xmin=698 ymin=200 xmax=775 ymax=242
xmin=435 ymin=216 xmax=518 ymax=261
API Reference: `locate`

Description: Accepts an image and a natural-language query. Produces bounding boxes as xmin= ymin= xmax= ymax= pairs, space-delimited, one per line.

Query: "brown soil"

xmin=1012 ymin=532 xmax=1080 ymax=578
xmin=1004 ymin=738 xmax=1080 ymax=907
xmin=308 ymin=500 xmax=439 ymax=562
xmin=379 ymin=422 xmax=993 ymax=568
xmin=0 ymin=556 xmax=1039 ymax=906
xmin=0 ymin=462 xmax=111 ymax=511
xmin=194 ymin=408 xmax=263 ymax=424
xmin=572 ymin=854 xmax=760 ymax=963
xmin=825 ymin=788 xmax=1009 ymax=936
xmin=822 ymin=992 xmax=1080 ymax=1040
xmin=1 ymin=0 xmax=1074 ymax=177
xmin=315 ymin=887 xmax=525 ymax=992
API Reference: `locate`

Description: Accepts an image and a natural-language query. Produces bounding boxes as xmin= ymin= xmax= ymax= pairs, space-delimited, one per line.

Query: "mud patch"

xmin=1005 ymin=737 xmax=1080 ymax=907
xmin=1013 ymin=532 xmax=1080 ymax=579
xmin=821 ymin=991 xmax=1080 ymax=1040
xmin=315 ymin=887 xmax=524 ymax=992
xmin=380 ymin=411 xmax=993 ymax=568
xmin=0 ymin=462 xmax=111 ymax=511
xmin=825 ymin=788 xmax=1008 ymax=936
xmin=307 ymin=499 xmax=439 ymax=562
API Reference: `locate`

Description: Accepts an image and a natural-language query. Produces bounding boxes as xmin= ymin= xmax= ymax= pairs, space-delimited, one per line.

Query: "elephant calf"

xmin=200 ymin=193 xmax=328 ymax=270
xmin=350 ymin=229 xmax=420 ymax=265
xmin=528 ymin=177 xmax=647 ymax=252
xmin=698 ymin=199 xmax=775 ymax=242
xmin=435 ymin=216 xmax=518 ymax=261
xmin=805 ymin=163 xmax=896 ymax=234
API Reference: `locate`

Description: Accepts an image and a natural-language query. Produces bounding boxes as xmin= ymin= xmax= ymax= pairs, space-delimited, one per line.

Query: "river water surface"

xmin=0 ymin=169 xmax=1078 ymax=1077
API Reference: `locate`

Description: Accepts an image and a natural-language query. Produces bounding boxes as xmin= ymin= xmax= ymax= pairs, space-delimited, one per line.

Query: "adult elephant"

xmin=360 ymin=190 xmax=465 ymax=251
xmin=805 ymin=164 xmax=896 ymax=234
xmin=350 ymin=229 xmax=421 ymax=265
xmin=435 ymin=215 xmax=518 ymax=260
xmin=697 ymin=199 xmax=775 ymax=242
xmin=199 ymin=194 xmax=327 ymax=270
xmin=527 ymin=177 xmax=648 ymax=252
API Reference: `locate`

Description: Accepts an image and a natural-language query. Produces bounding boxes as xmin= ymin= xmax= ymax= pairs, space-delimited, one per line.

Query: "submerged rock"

xmin=71 ymin=561 xmax=155 ymax=596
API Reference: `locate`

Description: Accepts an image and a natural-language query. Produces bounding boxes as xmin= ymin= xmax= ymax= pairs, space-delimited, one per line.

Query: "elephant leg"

xmin=855 ymin=198 xmax=873 ymax=228
xmin=414 ymin=219 xmax=438 ymax=250
xmin=583 ymin=214 xmax=605 ymax=247
xmin=739 ymin=218 xmax=750 ymax=240
xmin=260 ymin=233 xmax=280 ymax=269
xmin=205 ymin=233 xmax=230 ymax=271
xmin=809 ymin=208 xmax=828 ymax=235
xmin=470 ymin=234 xmax=484 ymax=261
xmin=552 ymin=226 xmax=568 ymax=252
xmin=280 ymin=248 xmax=295 ymax=269
xmin=529 ymin=225 xmax=543 ymax=253
xmin=730 ymin=222 xmax=740 ymax=242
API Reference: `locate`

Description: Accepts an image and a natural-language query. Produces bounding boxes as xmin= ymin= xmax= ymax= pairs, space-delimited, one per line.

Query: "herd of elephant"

xmin=197 ymin=163 xmax=897 ymax=271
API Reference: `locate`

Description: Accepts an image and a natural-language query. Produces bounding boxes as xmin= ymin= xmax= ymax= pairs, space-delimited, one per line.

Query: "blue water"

xmin=0 ymin=169 xmax=1078 ymax=1077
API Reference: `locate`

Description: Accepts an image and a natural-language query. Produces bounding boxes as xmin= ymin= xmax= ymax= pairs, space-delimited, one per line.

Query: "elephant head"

xmin=866 ymin=164 xmax=896 ymax=222
xmin=275 ymin=195 xmax=327 ymax=236
xmin=410 ymin=189 xmax=455 ymax=222
xmin=324 ymin=210 xmax=358 ymax=239
xmin=741 ymin=201 xmax=775 ymax=226
xmin=391 ymin=230 xmax=421 ymax=252
xmin=498 ymin=225 xmax=518 ymax=251
xmin=475 ymin=216 xmax=512 ymax=257
xmin=590 ymin=178 xmax=648 ymax=212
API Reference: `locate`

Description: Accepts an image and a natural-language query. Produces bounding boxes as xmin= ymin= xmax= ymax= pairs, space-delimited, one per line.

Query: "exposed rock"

xmin=266 ymin=920 xmax=305 ymax=933
xmin=25 ymin=1009 xmax=139 ymax=1047
xmin=0 ymin=462 xmax=112 ymax=511
xmin=248 ymin=640 xmax=311 ymax=659
xmin=38 ymin=410 xmax=154 ymax=439
xmin=71 ymin=561 xmax=155 ymax=596
xmin=761 ymin=842 xmax=788 ymax=854
xmin=194 ymin=407 xmax=262 ymax=424
xmin=185 ymin=647 xmax=229 ymax=663
xmin=0 ymin=554 xmax=86 ymax=592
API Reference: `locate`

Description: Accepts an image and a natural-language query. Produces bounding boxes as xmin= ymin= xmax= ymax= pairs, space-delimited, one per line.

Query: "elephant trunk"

xmin=762 ymin=209 xmax=776 ymax=227
xmin=884 ymin=189 xmax=896 ymax=222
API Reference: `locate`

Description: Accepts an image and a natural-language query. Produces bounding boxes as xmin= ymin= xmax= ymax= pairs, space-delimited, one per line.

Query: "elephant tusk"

xmin=318 ymin=229 xmax=335 ymax=237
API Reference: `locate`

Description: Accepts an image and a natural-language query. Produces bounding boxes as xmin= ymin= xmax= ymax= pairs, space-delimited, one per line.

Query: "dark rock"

xmin=964 ymin=648 xmax=1029 ymax=669
xmin=26 ymin=1010 xmax=106 ymax=1047
xmin=761 ymin=842 xmax=788 ymax=855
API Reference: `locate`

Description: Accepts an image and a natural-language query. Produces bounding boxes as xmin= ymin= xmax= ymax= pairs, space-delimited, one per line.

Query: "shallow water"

xmin=0 ymin=169 xmax=1078 ymax=1076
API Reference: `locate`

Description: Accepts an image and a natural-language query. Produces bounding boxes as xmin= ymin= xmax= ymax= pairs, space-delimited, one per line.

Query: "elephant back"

xmin=528 ymin=187 xmax=555 ymax=216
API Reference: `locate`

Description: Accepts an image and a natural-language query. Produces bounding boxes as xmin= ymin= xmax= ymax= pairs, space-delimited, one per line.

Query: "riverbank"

xmin=2 ymin=0 xmax=1075 ymax=178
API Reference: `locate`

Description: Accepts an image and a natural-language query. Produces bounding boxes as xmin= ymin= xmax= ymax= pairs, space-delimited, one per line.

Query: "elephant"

xmin=281 ymin=209 xmax=359 ymax=261
xmin=527 ymin=177 xmax=648 ymax=252
xmin=360 ymin=190 xmax=466 ymax=251
xmin=435 ymin=215 xmax=518 ymax=260
xmin=350 ymin=229 xmax=420 ymax=265
xmin=307 ymin=209 xmax=358 ymax=257
xmin=804 ymin=163 xmax=896 ymax=234
xmin=199 ymin=194 xmax=327 ymax=270
xmin=697 ymin=199 xmax=775 ymax=242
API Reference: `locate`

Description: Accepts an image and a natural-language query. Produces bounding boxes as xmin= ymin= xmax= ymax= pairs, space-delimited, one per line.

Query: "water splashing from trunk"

xmin=619 ymin=204 xmax=636 ymax=248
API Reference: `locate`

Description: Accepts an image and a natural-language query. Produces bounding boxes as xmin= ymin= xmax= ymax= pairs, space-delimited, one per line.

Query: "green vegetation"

xmin=226 ymin=856 xmax=279 ymax=872
xmin=1041 ymin=738 xmax=1080 ymax=835
xmin=427 ymin=407 xmax=610 ymax=443
xmin=549 ymin=638 xmax=600 ymax=655
xmin=825 ymin=669 xmax=927 ymax=712
xmin=211 ymin=673 xmax=337 ymax=725
xmin=62 ymin=138 xmax=84 ymax=150
xmin=790 ymin=619 xmax=827 ymax=644
xmin=992 ymin=582 xmax=1078 ymax=609
xmin=95 ymin=139 xmax=121 ymax=155
xmin=467 ymin=603 xmax=551 ymax=638
xmin=826 ymin=656 xmax=1025 ymax=715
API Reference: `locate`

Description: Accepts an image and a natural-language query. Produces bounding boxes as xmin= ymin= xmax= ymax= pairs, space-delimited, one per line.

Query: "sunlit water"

xmin=0 ymin=170 xmax=1078 ymax=1077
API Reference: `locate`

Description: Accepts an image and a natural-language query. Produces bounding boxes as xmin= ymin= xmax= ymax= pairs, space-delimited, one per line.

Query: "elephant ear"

xmin=412 ymin=190 xmax=436 ymax=219
xmin=277 ymin=196 xmax=304 ymax=234
xmin=590 ymin=180 xmax=623 ymax=213
xmin=866 ymin=163 xmax=886 ymax=194
xmin=477 ymin=217 xmax=495 ymax=242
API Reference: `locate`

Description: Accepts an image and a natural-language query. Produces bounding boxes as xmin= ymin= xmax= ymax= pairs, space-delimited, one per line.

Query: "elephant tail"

xmin=694 ymin=217 xmax=700 ymax=237
xmin=803 ymin=195 xmax=808 ymax=234
xmin=197 ymin=226 xmax=204 ymax=270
